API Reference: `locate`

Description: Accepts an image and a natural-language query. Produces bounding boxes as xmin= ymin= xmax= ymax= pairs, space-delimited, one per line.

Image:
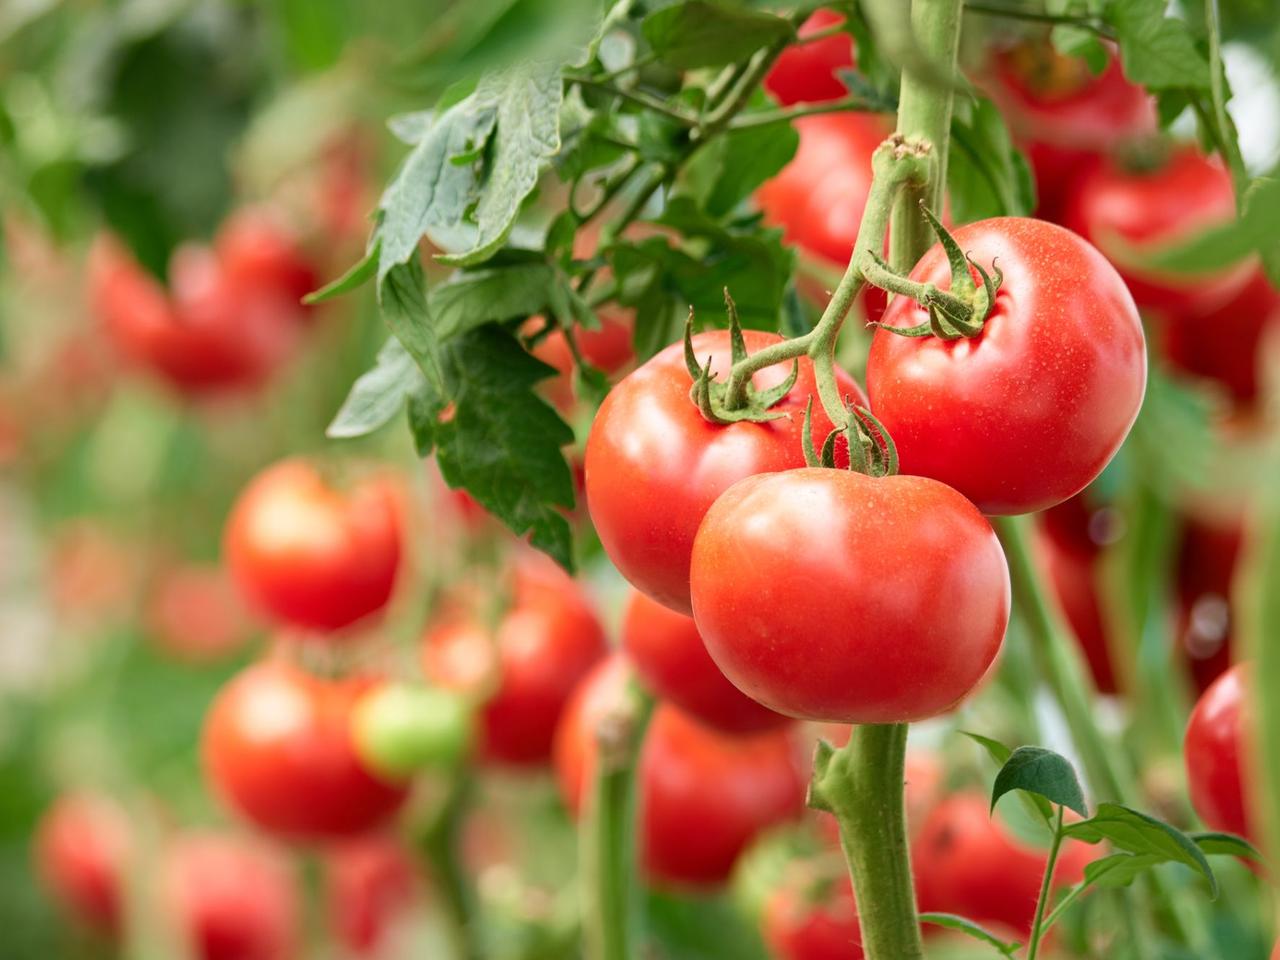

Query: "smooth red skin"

xmin=763 ymin=875 xmax=863 ymax=960
xmin=554 ymin=656 xmax=806 ymax=888
xmin=691 ymin=469 xmax=1008 ymax=724
xmin=89 ymin=235 xmax=298 ymax=395
xmin=225 ymin=460 xmax=402 ymax=633
xmin=1064 ymin=147 xmax=1252 ymax=317
xmin=1176 ymin=517 xmax=1243 ymax=694
xmin=202 ymin=660 xmax=409 ymax=839
xmin=585 ymin=329 xmax=863 ymax=614
xmin=764 ymin=10 xmax=855 ymax=107
xmin=146 ymin=565 xmax=254 ymax=663
xmin=1036 ymin=524 xmax=1119 ymax=695
xmin=422 ymin=554 xmax=606 ymax=766
xmin=162 ymin=834 xmax=298 ymax=960
xmin=868 ymin=217 xmax=1146 ymax=515
xmin=1164 ymin=269 xmax=1280 ymax=410
xmin=325 ymin=838 xmax=418 ymax=954
xmin=214 ymin=207 xmax=318 ymax=310
xmin=34 ymin=793 xmax=130 ymax=934
xmin=985 ymin=45 xmax=1155 ymax=219
xmin=622 ymin=589 xmax=790 ymax=735
xmin=1185 ymin=663 xmax=1252 ymax=840
xmin=913 ymin=794 xmax=1094 ymax=938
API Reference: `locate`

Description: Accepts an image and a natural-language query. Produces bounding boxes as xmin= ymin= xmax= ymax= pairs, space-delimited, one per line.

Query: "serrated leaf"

xmin=1063 ymin=803 xmax=1217 ymax=896
xmin=641 ymin=1 xmax=794 ymax=70
xmin=962 ymin=732 xmax=1056 ymax=826
xmin=429 ymin=262 xmax=557 ymax=341
xmin=1083 ymin=852 xmax=1166 ymax=889
xmin=328 ymin=337 xmax=425 ymax=439
xmin=436 ymin=62 xmax=564 ymax=267
xmin=992 ymin=746 xmax=1088 ymax=818
xmin=918 ymin=913 xmax=1019 ymax=956
xmin=305 ymin=242 xmax=379 ymax=304
xmin=1106 ymin=0 xmax=1211 ymax=91
xmin=1192 ymin=831 xmax=1264 ymax=861
xmin=961 ymin=731 xmax=1013 ymax=766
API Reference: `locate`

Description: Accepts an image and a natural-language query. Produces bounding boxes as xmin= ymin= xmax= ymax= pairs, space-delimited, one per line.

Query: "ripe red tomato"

xmin=984 ymin=41 xmax=1155 ymax=220
xmin=1035 ymin=519 xmax=1119 ymax=695
xmin=1163 ymin=269 xmax=1280 ymax=411
xmin=867 ymin=217 xmax=1146 ymax=515
xmin=690 ymin=468 xmax=1008 ymax=723
xmin=762 ymin=873 xmax=863 ymax=960
xmin=1175 ymin=517 xmax=1243 ymax=694
xmin=622 ymin=588 xmax=789 ymax=734
xmin=202 ymin=660 xmax=410 ymax=839
xmin=161 ymin=833 xmax=298 ymax=960
xmin=325 ymin=838 xmax=419 ymax=955
xmin=1184 ymin=663 xmax=1252 ymax=841
xmin=145 ymin=564 xmax=255 ymax=663
xmin=1063 ymin=146 xmax=1252 ymax=318
xmin=554 ymin=656 xmax=806 ymax=887
xmin=214 ymin=207 xmax=318 ymax=311
xmin=34 ymin=792 xmax=130 ymax=934
xmin=913 ymin=793 xmax=1094 ymax=938
xmin=585 ymin=328 xmax=864 ymax=614
xmin=224 ymin=459 xmax=402 ymax=634
xmin=422 ymin=552 xmax=606 ymax=765
xmin=764 ymin=9 xmax=855 ymax=107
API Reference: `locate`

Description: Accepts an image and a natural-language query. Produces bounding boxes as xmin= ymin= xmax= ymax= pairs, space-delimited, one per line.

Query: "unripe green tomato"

xmin=352 ymin=684 xmax=472 ymax=779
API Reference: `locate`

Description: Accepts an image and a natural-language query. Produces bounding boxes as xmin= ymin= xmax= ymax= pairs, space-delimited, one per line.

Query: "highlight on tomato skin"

xmin=1184 ymin=663 xmax=1253 ymax=843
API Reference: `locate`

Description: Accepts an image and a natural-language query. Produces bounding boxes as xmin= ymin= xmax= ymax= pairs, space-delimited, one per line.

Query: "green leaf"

xmin=1128 ymin=360 xmax=1220 ymax=497
xmin=387 ymin=110 xmax=434 ymax=146
xmin=1106 ymin=0 xmax=1211 ymax=91
xmin=641 ymin=1 xmax=794 ymax=70
xmin=429 ymin=262 xmax=557 ymax=341
xmin=948 ymin=96 xmax=1036 ymax=223
xmin=304 ymin=242 xmax=379 ymax=304
xmin=1082 ymin=852 xmax=1166 ymax=889
xmin=689 ymin=118 xmax=800 ymax=219
xmin=1192 ymin=831 xmax=1264 ymax=862
xmin=918 ymin=913 xmax=1019 ymax=956
xmin=961 ymin=730 xmax=1013 ymax=766
xmin=991 ymin=746 xmax=1088 ymax=818
xmin=1063 ymin=803 xmax=1218 ymax=896
xmin=1051 ymin=23 xmax=1108 ymax=74
xmin=327 ymin=337 xmax=424 ymax=440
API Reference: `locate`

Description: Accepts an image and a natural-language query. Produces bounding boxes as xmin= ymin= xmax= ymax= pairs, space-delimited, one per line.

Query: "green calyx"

xmin=801 ymin=396 xmax=899 ymax=479
xmin=684 ymin=291 xmax=799 ymax=425
xmin=863 ymin=204 xmax=1003 ymax=341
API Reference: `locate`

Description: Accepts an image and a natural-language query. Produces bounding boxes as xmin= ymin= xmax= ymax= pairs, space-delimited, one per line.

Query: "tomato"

xmin=622 ymin=588 xmax=789 ymax=735
xmin=145 ymin=564 xmax=255 ymax=663
xmin=162 ymin=833 xmax=298 ymax=960
xmin=585 ymin=329 xmax=864 ymax=614
xmin=325 ymin=838 xmax=419 ymax=955
xmin=554 ymin=656 xmax=806 ymax=887
xmin=224 ymin=459 xmax=402 ymax=634
xmin=1035 ymin=518 xmax=1119 ymax=695
xmin=1175 ymin=516 xmax=1243 ymax=695
xmin=202 ymin=660 xmax=409 ymax=839
xmin=867 ymin=217 xmax=1146 ymax=515
xmin=214 ymin=207 xmax=317 ymax=312
xmin=984 ymin=41 xmax=1155 ymax=220
xmin=1184 ymin=663 xmax=1252 ymax=841
xmin=422 ymin=552 xmax=605 ymax=765
xmin=762 ymin=873 xmax=863 ymax=960
xmin=1063 ymin=146 xmax=1252 ymax=318
xmin=34 ymin=792 xmax=130 ymax=934
xmin=913 ymin=793 xmax=1094 ymax=938
xmin=1163 ymin=269 xmax=1280 ymax=411
xmin=690 ymin=468 xmax=1008 ymax=723
xmin=764 ymin=10 xmax=855 ymax=107
xmin=528 ymin=310 xmax=635 ymax=410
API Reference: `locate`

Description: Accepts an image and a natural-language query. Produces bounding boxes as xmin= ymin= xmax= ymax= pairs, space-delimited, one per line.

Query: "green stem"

xmin=583 ymin=681 xmax=654 ymax=960
xmin=1202 ymin=0 xmax=1248 ymax=198
xmin=1026 ymin=807 xmax=1065 ymax=960
xmin=815 ymin=725 xmax=925 ymax=960
xmin=889 ymin=0 xmax=962 ymax=272
xmin=963 ymin=2 xmax=1115 ymax=38
xmin=728 ymin=95 xmax=884 ymax=131
xmin=420 ymin=774 xmax=480 ymax=960
xmin=573 ymin=77 xmax=698 ymax=127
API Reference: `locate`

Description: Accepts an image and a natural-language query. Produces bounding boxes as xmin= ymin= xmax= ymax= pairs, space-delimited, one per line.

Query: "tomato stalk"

xmin=582 ymin=679 xmax=654 ymax=960
xmin=419 ymin=774 xmax=481 ymax=960
xmin=1025 ymin=806 xmax=1065 ymax=960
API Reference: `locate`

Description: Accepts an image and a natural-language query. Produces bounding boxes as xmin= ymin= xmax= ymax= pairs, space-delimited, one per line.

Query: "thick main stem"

xmin=821 ymin=725 xmax=924 ymax=960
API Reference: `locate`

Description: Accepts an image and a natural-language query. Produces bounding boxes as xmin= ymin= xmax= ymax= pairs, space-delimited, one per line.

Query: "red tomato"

xmin=913 ymin=793 xmax=1094 ymax=938
xmin=585 ymin=329 xmax=864 ymax=614
xmin=762 ymin=873 xmax=863 ymax=960
xmin=764 ymin=10 xmax=855 ymax=107
xmin=1035 ymin=521 xmax=1119 ymax=695
xmin=1184 ymin=663 xmax=1252 ymax=841
xmin=1063 ymin=146 xmax=1252 ymax=318
xmin=145 ymin=565 xmax=255 ymax=663
xmin=202 ymin=660 xmax=409 ymax=839
xmin=214 ymin=207 xmax=318 ymax=311
xmin=325 ymin=837 xmax=419 ymax=955
xmin=622 ymin=589 xmax=789 ymax=734
xmin=422 ymin=552 xmax=606 ymax=766
xmin=1163 ymin=269 xmax=1280 ymax=411
xmin=224 ymin=460 xmax=402 ymax=634
xmin=984 ymin=41 xmax=1155 ymax=220
xmin=162 ymin=833 xmax=298 ymax=960
xmin=1176 ymin=517 xmax=1243 ymax=694
xmin=867 ymin=217 xmax=1146 ymax=515
xmin=528 ymin=310 xmax=635 ymax=410
xmin=690 ymin=468 xmax=1008 ymax=724
xmin=34 ymin=792 xmax=130 ymax=934
xmin=554 ymin=656 xmax=806 ymax=888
